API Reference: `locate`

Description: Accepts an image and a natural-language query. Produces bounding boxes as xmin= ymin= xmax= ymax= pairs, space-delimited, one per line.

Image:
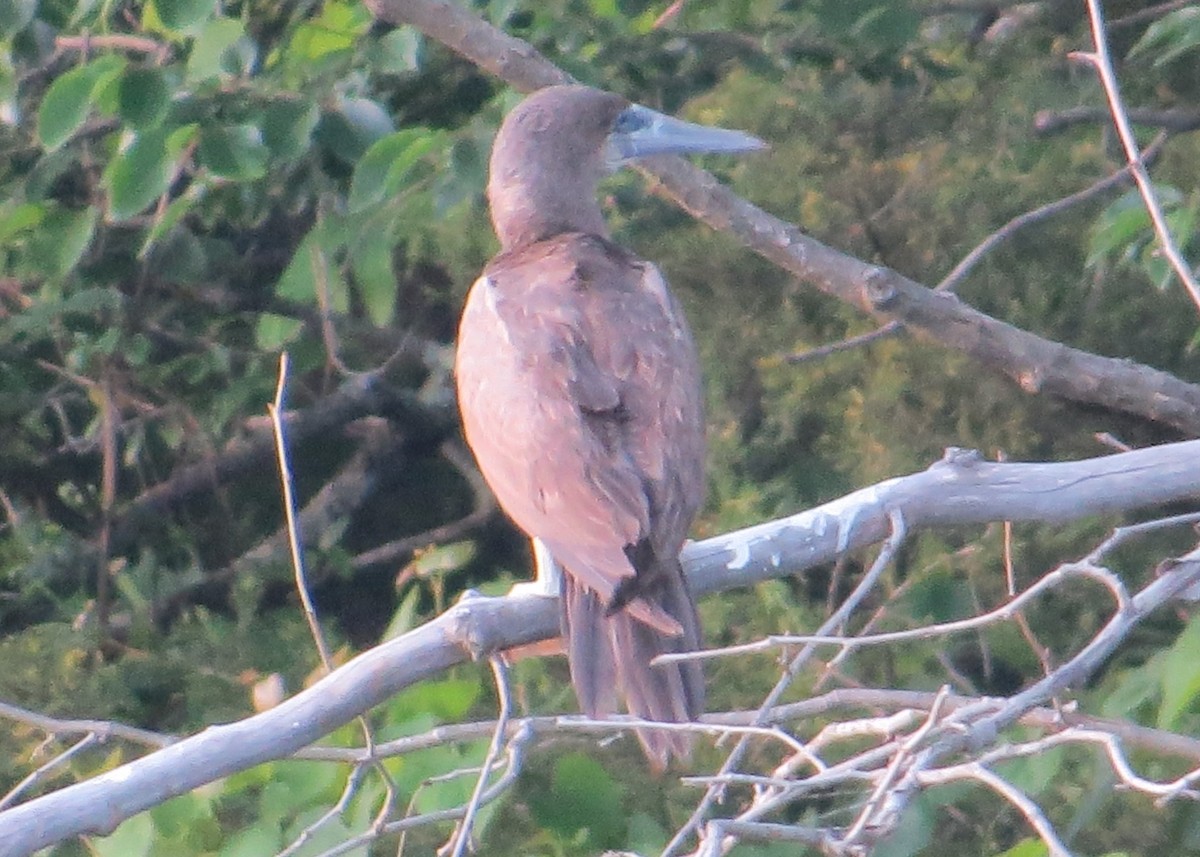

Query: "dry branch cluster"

xmin=3 ymin=0 xmax=1200 ymax=856
xmin=3 ymin=442 xmax=1200 ymax=855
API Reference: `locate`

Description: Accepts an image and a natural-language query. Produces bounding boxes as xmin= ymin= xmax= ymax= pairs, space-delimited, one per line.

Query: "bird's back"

xmin=456 ymin=232 xmax=705 ymax=572
xmin=455 ymin=232 xmax=706 ymax=763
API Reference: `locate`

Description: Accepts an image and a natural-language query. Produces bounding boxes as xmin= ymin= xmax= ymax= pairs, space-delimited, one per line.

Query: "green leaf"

xmin=0 ymin=51 xmax=16 ymax=125
xmin=270 ymin=218 xmax=352 ymax=322
xmin=382 ymin=586 xmax=421 ymax=640
xmin=218 ymin=825 xmax=282 ymax=857
xmin=348 ymin=128 xmax=438 ymax=212
xmin=315 ymin=97 xmax=394 ymax=163
xmin=117 ymin=67 xmax=170 ymax=129
xmin=1129 ymin=6 xmax=1200 ymax=66
xmin=435 ymin=136 xmax=485 ymax=213
xmin=386 ymin=676 xmax=481 ymax=722
xmin=289 ymin=0 xmax=370 ymax=63
xmin=186 ymin=17 xmax=245 ymax=83
xmin=1159 ymin=615 xmax=1200 ymax=729
xmin=152 ymin=0 xmax=213 ymax=33
xmin=255 ymin=313 xmax=304 ymax=350
xmin=37 ymin=55 xmax=126 ymax=149
xmin=140 ymin=182 xmax=208 ymax=257
xmin=68 ymin=0 xmax=102 ymax=26
xmin=88 ymin=811 xmax=155 ymax=857
xmin=2 ymin=286 xmax=123 ymax=341
xmin=367 ymin=27 xmax=422 ymax=73
xmin=529 ymin=754 xmax=624 ymax=848
xmin=148 ymin=227 xmax=208 ymax=282
xmin=0 ymin=202 xmax=46 ymax=243
xmin=165 ymin=122 xmax=200 ymax=155
xmin=995 ymin=839 xmax=1050 ymax=857
xmin=406 ymin=541 xmax=475 ymax=578
xmin=104 ymin=127 xmax=173 ymax=220
xmin=1087 ymin=187 xmax=1183 ymax=269
xmin=261 ymin=98 xmax=318 ymax=161
xmin=349 ymin=227 xmax=396 ymax=325
xmin=149 ymin=792 xmax=213 ymax=837
xmin=0 ymin=0 xmax=36 ymax=38
xmin=994 ymin=743 xmax=1065 ymax=796
xmin=29 ymin=206 xmax=98 ymax=277
xmin=198 ymin=124 xmax=268 ymax=180
xmin=25 ymin=147 xmax=82 ymax=201
xmin=871 ymin=791 xmax=935 ymax=857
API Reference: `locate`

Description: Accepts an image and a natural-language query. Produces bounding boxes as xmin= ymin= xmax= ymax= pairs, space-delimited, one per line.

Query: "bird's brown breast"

xmin=455 ymin=233 xmax=705 ymax=602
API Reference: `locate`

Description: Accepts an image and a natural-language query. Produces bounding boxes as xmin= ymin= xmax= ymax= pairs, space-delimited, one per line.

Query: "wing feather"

xmin=455 ymin=232 xmax=706 ymax=757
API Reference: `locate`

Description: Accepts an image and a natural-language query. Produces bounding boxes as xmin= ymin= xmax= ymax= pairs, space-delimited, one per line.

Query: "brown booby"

xmin=455 ymin=85 xmax=763 ymax=767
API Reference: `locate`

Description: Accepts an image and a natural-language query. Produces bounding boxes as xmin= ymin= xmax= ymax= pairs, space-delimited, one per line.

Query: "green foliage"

xmin=1130 ymin=6 xmax=1200 ymax=67
xmin=1089 ymin=187 xmax=1200 ymax=290
xmin=527 ymin=754 xmax=625 ymax=850
xmin=1 ymin=0 xmax=1199 ymax=854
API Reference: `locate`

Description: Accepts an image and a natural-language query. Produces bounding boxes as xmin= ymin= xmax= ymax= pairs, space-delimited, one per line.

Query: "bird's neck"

xmin=488 ymin=166 xmax=610 ymax=252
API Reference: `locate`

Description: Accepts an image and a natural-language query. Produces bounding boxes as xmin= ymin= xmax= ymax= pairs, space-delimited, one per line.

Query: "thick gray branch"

xmin=2 ymin=440 xmax=1199 ymax=855
xmin=365 ymin=0 xmax=1200 ymax=436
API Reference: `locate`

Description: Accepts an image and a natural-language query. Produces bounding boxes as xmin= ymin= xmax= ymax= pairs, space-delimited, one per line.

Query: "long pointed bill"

xmin=606 ymin=103 xmax=766 ymax=168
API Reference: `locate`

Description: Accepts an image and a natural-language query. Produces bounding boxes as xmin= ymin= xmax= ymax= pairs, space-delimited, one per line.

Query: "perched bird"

xmin=455 ymin=84 xmax=763 ymax=767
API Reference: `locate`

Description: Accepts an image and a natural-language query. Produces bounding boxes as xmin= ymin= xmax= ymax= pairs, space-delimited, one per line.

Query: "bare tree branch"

xmin=1034 ymin=105 xmax=1200 ymax=135
xmin=110 ymin=366 xmax=454 ymax=555
xmin=1072 ymin=0 xmax=1200 ymax=313
xmin=2 ymin=440 xmax=1199 ymax=854
xmin=936 ymin=132 xmax=1169 ymax=292
xmin=366 ymin=0 xmax=1200 ymax=436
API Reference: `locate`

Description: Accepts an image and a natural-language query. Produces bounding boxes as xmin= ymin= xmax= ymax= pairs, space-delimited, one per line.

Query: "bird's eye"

xmin=612 ymin=108 xmax=646 ymax=135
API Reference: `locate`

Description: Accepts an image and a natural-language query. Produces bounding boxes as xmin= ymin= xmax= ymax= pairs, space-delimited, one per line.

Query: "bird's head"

xmin=487 ymin=84 xmax=764 ymax=251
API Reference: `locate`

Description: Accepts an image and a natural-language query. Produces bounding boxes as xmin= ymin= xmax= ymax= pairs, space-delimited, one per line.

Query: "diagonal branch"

xmin=1072 ymin=0 xmax=1200 ymax=313
xmin=367 ymin=0 xmax=1200 ymax=436
xmin=2 ymin=439 xmax=1199 ymax=853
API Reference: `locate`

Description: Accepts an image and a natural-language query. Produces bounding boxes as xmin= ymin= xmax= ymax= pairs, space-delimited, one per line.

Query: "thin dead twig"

xmin=445 ymin=656 xmax=512 ymax=857
xmin=269 ymin=354 xmax=397 ymax=853
xmin=1072 ymin=0 xmax=1200 ymax=313
xmin=918 ymin=764 xmax=1073 ymax=857
xmin=663 ymin=510 xmax=908 ymax=856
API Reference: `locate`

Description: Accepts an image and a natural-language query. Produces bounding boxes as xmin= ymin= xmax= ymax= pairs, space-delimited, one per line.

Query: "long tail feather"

xmin=562 ymin=557 xmax=704 ymax=769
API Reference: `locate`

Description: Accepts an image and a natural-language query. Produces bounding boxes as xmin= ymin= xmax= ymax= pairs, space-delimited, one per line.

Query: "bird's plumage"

xmin=456 ymin=233 xmax=705 ymax=762
xmin=455 ymin=84 xmax=761 ymax=766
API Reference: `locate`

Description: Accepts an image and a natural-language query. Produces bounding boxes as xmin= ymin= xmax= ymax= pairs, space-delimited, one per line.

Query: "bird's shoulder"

xmin=476 ymin=233 xmax=688 ymax=345
xmin=482 ymin=233 xmax=637 ymax=297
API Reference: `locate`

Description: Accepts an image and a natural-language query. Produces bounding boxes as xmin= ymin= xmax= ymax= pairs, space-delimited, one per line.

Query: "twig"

xmin=1088 ymin=510 xmax=1200 ymax=561
xmin=351 ymin=439 xmax=495 ymax=572
xmin=269 ymin=353 xmax=335 ymax=671
xmin=0 ymin=735 xmax=98 ymax=810
xmin=446 ymin=656 xmax=511 ymax=857
xmin=661 ymin=560 xmax=1125 ymax=663
xmin=699 ymin=819 xmax=830 ymax=855
xmin=314 ymin=724 xmax=534 ymax=857
xmin=276 ymin=765 xmax=372 ymax=857
xmin=109 ymin=365 xmax=453 ymax=556
xmin=781 ymin=322 xmax=902 ymax=364
xmin=269 ymin=354 xmax=398 ymax=849
xmin=843 ymin=686 xmax=952 ymax=846
xmin=310 ymin=232 xmax=352 ymax=377
xmin=150 ymin=417 xmax=403 ymax=623
xmin=1034 ymin=106 xmax=1200 ymax=135
xmin=1109 ymin=0 xmax=1192 ymax=30
xmin=1072 ymin=0 xmax=1200 ymax=313
xmin=55 ymin=34 xmax=167 ymax=54
xmin=662 ymin=510 xmax=908 ymax=856
xmin=918 ymin=764 xmax=1073 ymax=857
xmin=937 ymin=133 xmax=1168 ymax=293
